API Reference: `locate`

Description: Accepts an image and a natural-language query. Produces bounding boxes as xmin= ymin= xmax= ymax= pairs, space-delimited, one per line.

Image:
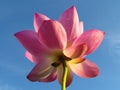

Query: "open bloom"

xmin=15 ymin=6 xmax=104 ymax=86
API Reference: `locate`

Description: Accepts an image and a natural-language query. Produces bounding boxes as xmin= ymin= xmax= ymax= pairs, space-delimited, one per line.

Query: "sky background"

xmin=0 ymin=0 xmax=120 ymax=90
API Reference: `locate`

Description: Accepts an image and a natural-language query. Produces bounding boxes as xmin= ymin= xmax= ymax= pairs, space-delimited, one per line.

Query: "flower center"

xmin=50 ymin=50 xmax=71 ymax=67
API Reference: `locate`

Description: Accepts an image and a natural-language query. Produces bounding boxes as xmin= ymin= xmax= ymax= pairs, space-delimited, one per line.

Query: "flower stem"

xmin=61 ymin=62 xmax=68 ymax=90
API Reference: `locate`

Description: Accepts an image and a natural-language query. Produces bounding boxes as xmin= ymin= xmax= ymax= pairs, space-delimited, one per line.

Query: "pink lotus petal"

xmin=25 ymin=51 xmax=45 ymax=64
xmin=59 ymin=6 xmax=81 ymax=43
xmin=25 ymin=51 xmax=35 ymax=63
xmin=14 ymin=30 xmax=47 ymax=56
xmin=27 ymin=59 xmax=53 ymax=81
xmin=79 ymin=21 xmax=84 ymax=34
xmin=39 ymin=69 xmax=57 ymax=82
xmin=69 ymin=60 xmax=99 ymax=78
xmin=38 ymin=20 xmax=67 ymax=49
xmin=57 ymin=64 xmax=73 ymax=87
xmin=75 ymin=29 xmax=104 ymax=55
xmin=34 ymin=13 xmax=50 ymax=32
xmin=63 ymin=43 xmax=87 ymax=58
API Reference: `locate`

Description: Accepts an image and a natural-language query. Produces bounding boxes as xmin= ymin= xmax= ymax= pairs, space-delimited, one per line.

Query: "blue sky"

xmin=0 ymin=0 xmax=120 ymax=90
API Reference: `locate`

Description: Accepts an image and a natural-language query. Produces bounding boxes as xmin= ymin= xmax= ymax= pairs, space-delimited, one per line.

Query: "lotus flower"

xmin=15 ymin=6 xmax=104 ymax=87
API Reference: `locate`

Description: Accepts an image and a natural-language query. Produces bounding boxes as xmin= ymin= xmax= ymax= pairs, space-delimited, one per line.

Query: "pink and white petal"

xmin=25 ymin=51 xmax=45 ymax=64
xmin=14 ymin=30 xmax=47 ymax=56
xmin=25 ymin=51 xmax=35 ymax=63
xmin=34 ymin=13 xmax=50 ymax=32
xmin=59 ymin=6 xmax=81 ymax=43
xmin=39 ymin=68 xmax=57 ymax=82
xmin=38 ymin=20 xmax=67 ymax=49
xmin=27 ymin=59 xmax=53 ymax=81
xmin=69 ymin=59 xmax=99 ymax=78
xmin=57 ymin=64 xmax=73 ymax=87
xmin=79 ymin=21 xmax=84 ymax=35
xmin=75 ymin=29 xmax=105 ymax=55
xmin=63 ymin=43 xmax=87 ymax=58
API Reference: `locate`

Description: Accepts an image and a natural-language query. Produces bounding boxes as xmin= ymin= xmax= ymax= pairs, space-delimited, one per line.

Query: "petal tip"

xmin=68 ymin=5 xmax=77 ymax=13
xmin=91 ymin=69 xmax=100 ymax=78
xmin=14 ymin=30 xmax=32 ymax=38
xmin=70 ymin=5 xmax=76 ymax=10
xmin=34 ymin=13 xmax=39 ymax=20
xmin=26 ymin=73 xmax=39 ymax=82
xmin=34 ymin=13 xmax=38 ymax=16
xmin=34 ymin=13 xmax=41 ymax=18
xmin=14 ymin=31 xmax=21 ymax=38
xmin=26 ymin=75 xmax=35 ymax=82
xmin=14 ymin=33 xmax=17 ymax=37
xmin=103 ymin=31 xmax=105 ymax=35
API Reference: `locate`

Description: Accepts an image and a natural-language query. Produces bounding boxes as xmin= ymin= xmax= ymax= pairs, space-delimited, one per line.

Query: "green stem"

xmin=61 ymin=62 xmax=68 ymax=90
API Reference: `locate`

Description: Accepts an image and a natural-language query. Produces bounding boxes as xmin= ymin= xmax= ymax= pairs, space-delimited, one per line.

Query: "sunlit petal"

xmin=79 ymin=21 xmax=84 ymax=34
xmin=14 ymin=30 xmax=47 ymax=56
xmin=59 ymin=6 xmax=81 ymax=43
xmin=64 ymin=43 xmax=87 ymax=58
xmin=69 ymin=60 xmax=99 ymax=78
xmin=38 ymin=20 xmax=67 ymax=49
xmin=25 ymin=51 xmax=45 ymax=64
xmin=74 ymin=29 xmax=104 ymax=55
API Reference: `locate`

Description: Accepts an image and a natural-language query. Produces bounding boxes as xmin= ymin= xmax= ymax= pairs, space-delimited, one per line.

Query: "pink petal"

xmin=59 ymin=6 xmax=81 ymax=43
xmin=25 ymin=51 xmax=35 ymax=63
xmin=63 ymin=43 xmax=87 ymax=58
xmin=74 ymin=29 xmax=105 ymax=55
xmin=27 ymin=59 xmax=53 ymax=81
xmin=38 ymin=20 xmax=67 ymax=49
xmin=79 ymin=21 xmax=84 ymax=34
xmin=39 ymin=69 xmax=57 ymax=82
xmin=25 ymin=51 xmax=44 ymax=64
xmin=57 ymin=64 xmax=73 ymax=87
xmin=69 ymin=60 xmax=99 ymax=78
xmin=14 ymin=30 xmax=47 ymax=56
xmin=34 ymin=13 xmax=50 ymax=32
